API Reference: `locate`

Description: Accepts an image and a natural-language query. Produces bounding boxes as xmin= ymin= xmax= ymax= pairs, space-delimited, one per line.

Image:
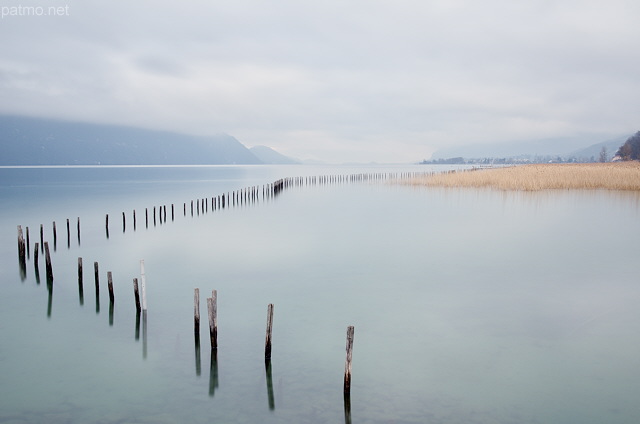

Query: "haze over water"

xmin=1 ymin=165 xmax=640 ymax=423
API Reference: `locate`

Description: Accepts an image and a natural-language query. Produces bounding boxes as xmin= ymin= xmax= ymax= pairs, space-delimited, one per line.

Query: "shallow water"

xmin=1 ymin=165 xmax=640 ymax=423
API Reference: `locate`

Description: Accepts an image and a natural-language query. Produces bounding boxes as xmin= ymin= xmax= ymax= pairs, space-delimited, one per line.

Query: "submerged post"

xmin=265 ymin=303 xmax=274 ymax=362
xmin=133 ymin=278 xmax=141 ymax=312
xmin=207 ymin=290 xmax=218 ymax=349
xmin=107 ymin=271 xmax=115 ymax=304
xmin=94 ymin=262 xmax=99 ymax=294
xmin=44 ymin=242 xmax=53 ymax=281
xmin=343 ymin=326 xmax=355 ymax=396
xmin=194 ymin=288 xmax=200 ymax=336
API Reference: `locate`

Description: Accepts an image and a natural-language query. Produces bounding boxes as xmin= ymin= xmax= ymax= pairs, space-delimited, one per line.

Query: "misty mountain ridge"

xmin=249 ymin=145 xmax=300 ymax=164
xmin=431 ymin=134 xmax=630 ymax=161
xmin=0 ymin=115 xmax=294 ymax=166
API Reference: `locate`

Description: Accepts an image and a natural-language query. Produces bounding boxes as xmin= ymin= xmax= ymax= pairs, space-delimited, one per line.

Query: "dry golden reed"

xmin=407 ymin=162 xmax=640 ymax=191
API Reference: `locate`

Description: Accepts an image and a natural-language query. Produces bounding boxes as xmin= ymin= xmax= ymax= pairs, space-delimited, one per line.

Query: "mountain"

xmin=431 ymin=135 xmax=616 ymax=160
xmin=567 ymin=136 xmax=628 ymax=161
xmin=0 ymin=115 xmax=262 ymax=165
xmin=249 ymin=145 xmax=299 ymax=164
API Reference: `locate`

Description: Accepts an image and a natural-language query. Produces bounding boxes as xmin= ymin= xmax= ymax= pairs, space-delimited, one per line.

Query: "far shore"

xmin=405 ymin=162 xmax=640 ymax=191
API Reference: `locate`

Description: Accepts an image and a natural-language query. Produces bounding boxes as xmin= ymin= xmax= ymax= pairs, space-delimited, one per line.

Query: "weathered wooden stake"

xmin=265 ymin=303 xmax=274 ymax=361
xmin=17 ymin=225 xmax=26 ymax=261
xmin=44 ymin=241 xmax=53 ymax=281
xmin=133 ymin=210 xmax=137 ymax=230
xmin=140 ymin=260 xmax=147 ymax=311
xmin=194 ymin=288 xmax=200 ymax=335
xmin=107 ymin=271 xmax=115 ymax=304
xmin=52 ymin=221 xmax=57 ymax=247
xmin=40 ymin=224 xmax=44 ymax=252
xmin=343 ymin=326 xmax=355 ymax=396
xmin=207 ymin=291 xmax=218 ymax=349
xmin=34 ymin=243 xmax=39 ymax=267
xmin=77 ymin=217 xmax=81 ymax=244
xmin=133 ymin=278 xmax=141 ymax=312
xmin=122 ymin=212 xmax=126 ymax=232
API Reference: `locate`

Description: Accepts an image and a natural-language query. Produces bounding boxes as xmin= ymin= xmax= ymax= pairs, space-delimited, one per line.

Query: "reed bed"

xmin=407 ymin=162 xmax=640 ymax=191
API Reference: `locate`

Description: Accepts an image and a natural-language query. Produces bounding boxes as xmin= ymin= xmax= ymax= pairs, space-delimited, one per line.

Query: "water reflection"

xmin=194 ymin=334 xmax=201 ymax=377
xmin=344 ymin=393 xmax=351 ymax=424
xmin=209 ymin=349 xmax=218 ymax=397
xmin=265 ymin=361 xmax=275 ymax=410
xmin=142 ymin=310 xmax=147 ymax=359
xmin=135 ymin=310 xmax=140 ymax=341
xmin=109 ymin=302 xmax=114 ymax=326
xmin=46 ymin=276 xmax=53 ymax=318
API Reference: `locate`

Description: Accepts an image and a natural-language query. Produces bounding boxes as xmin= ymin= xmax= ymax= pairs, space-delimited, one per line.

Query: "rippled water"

xmin=1 ymin=165 xmax=640 ymax=423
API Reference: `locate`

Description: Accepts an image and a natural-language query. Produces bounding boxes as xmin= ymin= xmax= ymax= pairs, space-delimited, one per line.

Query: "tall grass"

xmin=407 ymin=162 xmax=640 ymax=191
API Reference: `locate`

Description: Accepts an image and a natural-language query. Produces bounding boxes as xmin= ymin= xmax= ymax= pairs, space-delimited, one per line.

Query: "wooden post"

xmin=17 ymin=225 xmax=26 ymax=262
xmin=343 ymin=326 xmax=355 ymax=396
xmin=40 ymin=224 xmax=44 ymax=252
xmin=122 ymin=212 xmax=126 ymax=232
xmin=105 ymin=214 xmax=109 ymax=231
xmin=133 ymin=210 xmax=137 ymax=230
xmin=207 ymin=291 xmax=217 ymax=349
xmin=66 ymin=219 xmax=70 ymax=247
xmin=140 ymin=260 xmax=147 ymax=311
xmin=78 ymin=257 xmax=83 ymax=305
xmin=107 ymin=271 xmax=115 ymax=304
xmin=52 ymin=221 xmax=57 ymax=248
xmin=265 ymin=303 xmax=274 ymax=362
xmin=77 ymin=217 xmax=81 ymax=244
xmin=44 ymin=241 xmax=53 ymax=281
xmin=34 ymin=243 xmax=39 ymax=267
xmin=133 ymin=278 xmax=141 ymax=312
xmin=94 ymin=261 xmax=100 ymax=294
xmin=194 ymin=288 xmax=200 ymax=336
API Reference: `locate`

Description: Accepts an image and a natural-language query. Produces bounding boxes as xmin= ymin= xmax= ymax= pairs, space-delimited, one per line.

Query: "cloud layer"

xmin=1 ymin=0 xmax=639 ymax=162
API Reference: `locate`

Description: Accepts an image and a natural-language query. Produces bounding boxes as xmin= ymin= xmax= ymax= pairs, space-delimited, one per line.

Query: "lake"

xmin=1 ymin=164 xmax=640 ymax=424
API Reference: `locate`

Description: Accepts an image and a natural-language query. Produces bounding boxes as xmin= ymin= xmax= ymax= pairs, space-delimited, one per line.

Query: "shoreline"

xmin=405 ymin=162 xmax=640 ymax=191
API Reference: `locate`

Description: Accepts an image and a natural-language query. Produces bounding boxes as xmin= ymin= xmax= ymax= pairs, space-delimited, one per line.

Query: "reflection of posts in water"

xmin=46 ymin=274 xmax=53 ymax=318
xmin=142 ymin=310 xmax=148 ymax=359
xmin=109 ymin=302 xmax=114 ymax=326
xmin=209 ymin=349 xmax=218 ymax=397
xmin=265 ymin=360 xmax=275 ymax=410
xmin=78 ymin=258 xmax=84 ymax=306
xmin=344 ymin=391 xmax=352 ymax=424
xmin=194 ymin=331 xmax=201 ymax=377
xmin=135 ymin=310 xmax=141 ymax=341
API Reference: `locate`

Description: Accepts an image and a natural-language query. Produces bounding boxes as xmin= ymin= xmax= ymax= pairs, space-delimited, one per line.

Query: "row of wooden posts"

xmin=16 ymin=172 xmax=426 ymax=395
xmin=192 ymin=288 xmax=355 ymax=396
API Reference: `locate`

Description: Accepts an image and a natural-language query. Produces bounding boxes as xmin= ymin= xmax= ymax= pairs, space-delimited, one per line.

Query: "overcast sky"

xmin=1 ymin=0 xmax=639 ymax=163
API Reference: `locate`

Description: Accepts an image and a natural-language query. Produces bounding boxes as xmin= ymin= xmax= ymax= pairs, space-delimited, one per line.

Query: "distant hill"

xmin=431 ymin=135 xmax=620 ymax=160
xmin=567 ymin=136 xmax=628 ymax=161
xmin=0 ymin=115 xmax=263 ymax=165
xmin=249 ymin=145 xmax=299 ymax=164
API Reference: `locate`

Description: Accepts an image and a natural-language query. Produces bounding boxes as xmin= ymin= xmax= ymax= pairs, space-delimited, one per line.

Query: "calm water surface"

xmin=1 ymin=165 xmax=640 ymax=424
